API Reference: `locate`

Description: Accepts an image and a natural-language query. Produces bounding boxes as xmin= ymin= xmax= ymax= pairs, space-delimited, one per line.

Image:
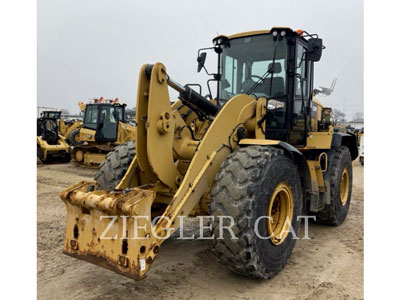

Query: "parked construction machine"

xmin=37 ymin=111 xmax=72 ymax=163
xmin=68 ymin=98 xmax=136 ymax=166
xmin=60 ymin=27 xmax=358 ymax=280
xmin=59 ymin=117 xmax=82 ymax=142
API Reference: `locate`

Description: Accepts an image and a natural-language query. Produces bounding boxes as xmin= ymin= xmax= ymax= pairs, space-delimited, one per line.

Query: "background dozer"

xmin=68 ymin=98 xmax=136 ymax=166
xmin=37 ymin=111 xmax=72 ymax=163
xmin=60 ymin=27 xmax=358 ymax=280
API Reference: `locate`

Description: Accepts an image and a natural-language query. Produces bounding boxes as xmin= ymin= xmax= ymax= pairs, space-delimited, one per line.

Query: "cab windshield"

xmin=218 ymin=34 xmax=288 ymax=103
xmin=42 ymin=111 xmax=61 ymax=119
xmin=83 ymin=105 xmax=125 ymax=130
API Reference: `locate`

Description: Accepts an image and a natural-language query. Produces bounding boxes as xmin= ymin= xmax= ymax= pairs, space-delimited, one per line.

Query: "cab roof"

xmin=214 ymin=27 xmax=297 ymax=41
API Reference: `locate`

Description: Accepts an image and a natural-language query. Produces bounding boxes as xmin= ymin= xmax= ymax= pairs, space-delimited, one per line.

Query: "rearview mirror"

xmin=197 ymin=52 xmax=207 ymax=72
xmin=307 ymin=38 xmax=323 ymax=62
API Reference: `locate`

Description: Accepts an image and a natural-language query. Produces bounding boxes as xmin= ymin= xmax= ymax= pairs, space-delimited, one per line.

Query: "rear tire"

xmin=316 ymin=146 xmax=352 ymax=225
xmin=94 ymin=141 xmax=136 ymax=190
xmin=209 ymin=146 xmax=302 ymax=279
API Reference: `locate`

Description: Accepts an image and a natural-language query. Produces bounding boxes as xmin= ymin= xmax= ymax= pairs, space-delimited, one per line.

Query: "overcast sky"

xmin=38 ymin=0 xmax=363 ymax=119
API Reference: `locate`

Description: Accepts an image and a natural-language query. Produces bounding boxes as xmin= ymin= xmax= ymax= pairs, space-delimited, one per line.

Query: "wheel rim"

xmin=267 ymin=182 xmax=294 ymax=246
xmin=340 ymin=167 xmax=349 ymax=206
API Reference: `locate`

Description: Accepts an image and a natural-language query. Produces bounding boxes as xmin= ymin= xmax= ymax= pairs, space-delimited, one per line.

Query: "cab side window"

xmin=312 ymin=103 xmax=318 ymax=118
xmin=83 ymin=105 xmax=98 ymax=130
xmin=295 ymin=45 xmax=309 ymax=98
xmin=223 ymin=56 xmax=238 ymax=95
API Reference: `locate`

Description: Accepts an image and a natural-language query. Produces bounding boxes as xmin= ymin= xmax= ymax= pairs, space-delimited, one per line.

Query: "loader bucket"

xmin=60 ymin=181 xmax=161 ymax=280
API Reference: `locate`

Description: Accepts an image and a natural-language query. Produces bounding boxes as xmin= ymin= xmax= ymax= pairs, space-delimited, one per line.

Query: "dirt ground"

xmin=37 ymin=160 xmax=363 ymax=300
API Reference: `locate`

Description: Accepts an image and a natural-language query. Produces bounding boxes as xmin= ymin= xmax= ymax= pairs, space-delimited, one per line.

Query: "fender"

xmin=239 ymin=139 xmax=314 ymax=213
xmin=332 ymin=132 xmax=358 ymax=160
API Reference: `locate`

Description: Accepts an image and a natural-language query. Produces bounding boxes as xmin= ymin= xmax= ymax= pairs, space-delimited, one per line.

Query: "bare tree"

xmin=352 ymin=112 xmax=363 ymax=120
xmin=332 ymin=109 xmax=345 ymax=124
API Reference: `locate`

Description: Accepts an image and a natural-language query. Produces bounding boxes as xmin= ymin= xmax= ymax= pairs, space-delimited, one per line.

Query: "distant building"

xmin=348 ymin=118 xmax=364 ymax=130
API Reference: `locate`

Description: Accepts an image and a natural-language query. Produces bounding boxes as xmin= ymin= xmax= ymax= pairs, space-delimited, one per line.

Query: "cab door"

xmin=97 ymin=105 xmax=119 ymax=142
xmin=289 ymin=41 xmax=312 ymax=146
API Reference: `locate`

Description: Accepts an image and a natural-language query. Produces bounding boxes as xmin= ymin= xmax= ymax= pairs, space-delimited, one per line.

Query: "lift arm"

xmin=60 ymin=62 xmax=256 ymax=280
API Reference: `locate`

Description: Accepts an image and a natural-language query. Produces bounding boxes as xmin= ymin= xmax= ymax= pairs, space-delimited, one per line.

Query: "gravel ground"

xmin=37 ymin=160 xmax=363 ymax=300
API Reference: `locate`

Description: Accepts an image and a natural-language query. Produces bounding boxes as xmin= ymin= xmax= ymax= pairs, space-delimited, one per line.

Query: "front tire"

xmin=37 ymin=144 xmax=51 ymax=163
xmin=94 ymin=141 xmax=136 ymax=190
xmin=209 ymin=146 xmax=302 ymax=279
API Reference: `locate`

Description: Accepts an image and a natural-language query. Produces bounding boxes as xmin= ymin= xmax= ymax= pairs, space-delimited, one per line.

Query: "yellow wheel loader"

xmin=69 ymin=98 xmax=136 ymax=166
xmin=59 ymin=118 xmax=82 ymax=143
xmin=37 ymin=111 xmax=72 ymax=163
xmin=60 ymin=27 xmax=358 ymax=280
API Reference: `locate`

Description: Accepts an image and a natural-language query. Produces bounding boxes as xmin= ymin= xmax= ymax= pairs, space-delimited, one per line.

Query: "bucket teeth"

xmin=60 ymin=181 xmax=159 ymax=280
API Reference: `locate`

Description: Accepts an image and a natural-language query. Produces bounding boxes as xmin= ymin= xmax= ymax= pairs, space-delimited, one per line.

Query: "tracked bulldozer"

xmin=69 ymin=98 xmax=136 ymax=166
xmin=60 ymin=27 xmax=358 ymax=280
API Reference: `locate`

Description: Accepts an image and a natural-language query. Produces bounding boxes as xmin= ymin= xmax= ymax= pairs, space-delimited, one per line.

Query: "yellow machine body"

xmin=59 ymin=119 xmax=82 ymax=141
xmin=71 ymin=101 xmax=136 ymax=167
xmin=37 ymin=135 xmax=70 ymax=161
xmin=60 ymin=28 xmax=358 ymax=279
xmin=61 ymin=62 xmax=341 ymax=279
xmin=37 ymin=111 xmax=73 ymax=163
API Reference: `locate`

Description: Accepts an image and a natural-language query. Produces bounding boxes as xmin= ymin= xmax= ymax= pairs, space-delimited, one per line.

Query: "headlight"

xmin=87 ymin=134 xmax=92 ymax=138
xmin=213 ymin=36 xmax=228 ymax=46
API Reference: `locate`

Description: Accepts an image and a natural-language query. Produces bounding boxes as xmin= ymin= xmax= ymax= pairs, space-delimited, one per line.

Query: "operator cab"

xmin=83 ymin=103 xmax=126 ymax=142
xmin=198 ymin=27 xmax=323 ymax=146
xmin=37 ymin=111 xmax=62 ymax=144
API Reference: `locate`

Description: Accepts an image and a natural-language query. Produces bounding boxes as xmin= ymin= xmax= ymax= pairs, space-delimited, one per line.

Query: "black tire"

xmin=209 ymin=146 xmax=302 ymax=279
xmin=68 ymin=129 xmax=84 ymax=146
xmin=61 ymin=152 xmax=72 ymax=163
xmin=37 ymin=144 xmax=51 ymax=163
xmin=316 ymin=146 xmax=352 ymax=225
xmin=94 ymin=141 xmax=136 ymax=190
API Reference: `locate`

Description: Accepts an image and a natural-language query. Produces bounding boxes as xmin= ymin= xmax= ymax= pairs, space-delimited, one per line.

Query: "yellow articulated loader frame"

xmin=60 ymin=28 xmax=358 ymax=280
xmin=61 ymin=64 xmax=250 ymax=279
